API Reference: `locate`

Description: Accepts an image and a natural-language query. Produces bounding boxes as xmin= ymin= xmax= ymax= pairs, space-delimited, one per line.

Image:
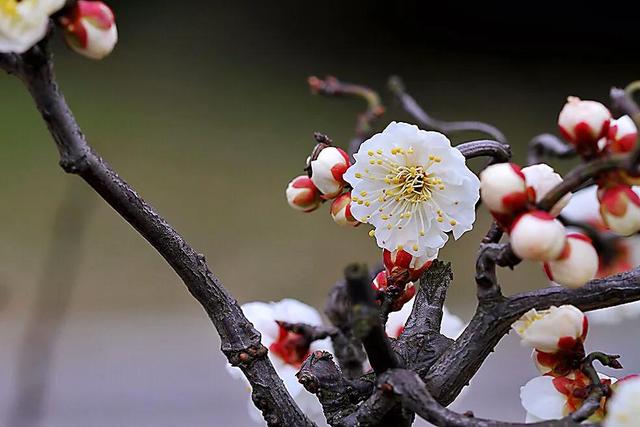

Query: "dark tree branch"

xmin=308 ymin=76 xmax=385 ymax=157
xmin=0 ymin=43 xmax=313 ymax=426
xmin=527 ymin=134 xmax=575 ymax=166
xmin=388 ymin=76 xmax=507 ymax=144
xmin=610 ymin=87 xmax=640 ymax=124
xmin=425 ymin=267 xmax=640 ymax=406
xmin=393 ymin=262 xmax=456 ymax=378
xmin=344 ymin=263 xmax=399 ymax=375
xmin=475 ymin=243 xmax=519 ymax=302
xmin=277 ymin=321 xmax=337 ymax=342
xmin=324 ymin=280 xmax=367 ymax=379
xmin=456 ymin=140 xmax=512 ymax=163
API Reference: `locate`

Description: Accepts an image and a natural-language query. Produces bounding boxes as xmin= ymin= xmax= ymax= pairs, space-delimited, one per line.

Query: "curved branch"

xmin=527 ymin=134 xmax=575 ymax=166
xmin=425 ymin=267 xmax=640 ymax=405
xmin=388 ymin=76 xmax=507 ymax=144
xmin=0 ymin=44 xmax=313 ymax=426
xmin=308 ymin=76 xmax=385 ymax=156
xmin=456 ymin=140 xmax=512 ymax=162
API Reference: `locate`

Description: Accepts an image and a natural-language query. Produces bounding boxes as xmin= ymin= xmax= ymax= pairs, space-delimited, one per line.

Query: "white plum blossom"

xmin=0 ymin=0 xmax=65 ymax=53
xmin=226 ymin=299 xmax=332 ymax=425
xmin=509 ymin=211 xmax=567 ymax=261
xmin=344 ymin=122 xmax=480 ymax=257
xmin=59 ymin=1 xmax=118 ymax=60
xmin=385 ymin=296 xmax=465 ymax=339
xmin=512 ymin=305 xmax=586 ymax=353
xmin=521 ymin=373 xmax=614 ymax=422
xmin=605 ymin=376 xmax=640 ymax=427
xmin=560 ymin=185 xmax=640 ymax=324
xmin=522 ymin=163 xmax=571 ymax=217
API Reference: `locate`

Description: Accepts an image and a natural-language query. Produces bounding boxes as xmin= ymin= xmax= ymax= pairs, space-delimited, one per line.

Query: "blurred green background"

xmin=1 ymin=3 xmax=639 ymax=426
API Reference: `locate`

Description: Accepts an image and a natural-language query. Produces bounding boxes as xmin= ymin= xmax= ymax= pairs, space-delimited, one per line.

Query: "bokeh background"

xmin=1 ymin=3 xmax=639 ymax=426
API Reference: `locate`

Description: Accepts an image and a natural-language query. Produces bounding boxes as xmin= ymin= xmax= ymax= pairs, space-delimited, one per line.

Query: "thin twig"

xmin=527 ymin=134 xmax=575 ymax=165
xmin=388 ymin=76 xmax=507 ymax=144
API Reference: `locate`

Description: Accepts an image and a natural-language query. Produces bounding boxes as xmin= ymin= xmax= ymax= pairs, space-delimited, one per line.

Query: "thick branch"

xmin=0 ymin=45 xmax=312 ymax=426
xmin=388 ymin=76 xmax=507 ymax=144
xmin=344 ymin=263 xmax=399 ymax=375
xmin=425 ymin=267 xmax=640 ymax=405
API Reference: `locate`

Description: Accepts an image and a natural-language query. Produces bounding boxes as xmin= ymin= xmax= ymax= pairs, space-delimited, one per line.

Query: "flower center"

xmin=268 ymin=323 xmax=311 ymax=368
xmin=1 ymin=0 xmax=19 ymax=15
xmin=389 ymin=165 xmax=441 ymax=203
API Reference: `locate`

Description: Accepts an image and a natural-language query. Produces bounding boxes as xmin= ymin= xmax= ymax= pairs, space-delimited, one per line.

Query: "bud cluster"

xmin=558 ymin=97 xmax=640 ymax=236
xmin=480 ymin=162 xmax=598 ymax=288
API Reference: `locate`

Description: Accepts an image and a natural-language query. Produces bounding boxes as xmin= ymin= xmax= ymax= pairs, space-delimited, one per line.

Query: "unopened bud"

xmin=510 ymin=211 xmax=566 ymax=261
xmin=330 ymin=192 xmax=359 ymax=227
xmin=480 ymin=163 xmax=528 ymax=214
xmin=59 ymin=1 xmax=117 ymax=60
xmin=599 ymin=185 xmax=640 ymax=236
xmin=544 ymin=233 xmax=598 ymax=288
xmin=607 ymin=115 xmax=638 ymax=154
xmin=285 ymin=175 xmax=322 ymax=212
xmin=382 ymin=248 xmax=435 ymax=281
xmin=558 ymin=96 xmax=611 ymax=155
xmin=522 ymin=164 xmax=571 ymax=217
xmin=310 ymin=146 xmax=350 ymax=199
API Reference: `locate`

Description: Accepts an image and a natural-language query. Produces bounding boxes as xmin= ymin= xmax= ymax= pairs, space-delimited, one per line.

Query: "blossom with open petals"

xmin=0 ymin=0 xmax=65 ymax=53
xmin=226 ymin=299 xmax=332 ymax=425
xmin=344 ymin=122 xmax=480 ymax=257
xmin=521 ymin=372 xmax=613 ymax=422
xmin=605 ymin=376 xmax=640 ymax=427
xmin=512 ymin=305 xmax=587 ymax=353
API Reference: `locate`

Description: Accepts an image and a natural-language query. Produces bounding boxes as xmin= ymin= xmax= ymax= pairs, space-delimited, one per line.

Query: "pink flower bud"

xmin=330 ymin=192 xmax=359 ymax=227
xmin=59 ymin=1 xmax=117 ymax=60
xmin=310 ymin=146 xmax=350 ymax=199
xmin=607 ymin=115 xmax=638 ymax=154
xmin=522 ymin=164 xmax=571 ymax=217
xmin=371 ymin=271 xmax=415 ymax=312
xmin=512 ymin=305 xmax=588 ymax=353
xmin=285 ymin=175 xmax=322 ymax=212
xmin=479 ymin=163 xmax=528 ymax=214
xmin=382 ymin=248 xmax=435 ymax=281
xmin=510 ymin=211 xmax=566 ymax=261
xmin=544 ymin=233 xmax=598 ymax=288
xmin=599 ymin=185 xmax=640 ymax=236
xmin=558 ymin=97 xmax=611 ymax=155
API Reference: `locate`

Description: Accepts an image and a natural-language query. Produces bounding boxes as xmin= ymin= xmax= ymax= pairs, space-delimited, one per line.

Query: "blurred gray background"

xmin=1 ymin=2 xmax=639 ymax=426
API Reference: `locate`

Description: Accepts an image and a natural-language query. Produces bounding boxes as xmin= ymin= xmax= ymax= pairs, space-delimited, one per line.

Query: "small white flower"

xmin=543 ymin=233 xmax=598 ymax=289
xmin=344 ymin=122 xmax=480 ymax=257
xmin=310 ymin=146 xmax=350 ymax=199
xmin=522 ymin=163 xmax=571 ymax=217
xmin=479 ymin=162 xmax=527 ymax=214
xmin=0 ymin=0 xmax=65 ymax=53
xmin=226 ymin=299 xmax=332 ymax=425
xmin=510 ymin=211 xmax=566 ymax=261
xmin=512 ymin=305 xmax=586 ymax=353
xmin=59 ymin=1 xmax=117 ymax=60
xmin=385 ymin=296 xmax=465 ymax=339
xmin=605 ymin=376 xmax=640 ymax=427
xmin=521 ymin=373 xmax=614 ymax=422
